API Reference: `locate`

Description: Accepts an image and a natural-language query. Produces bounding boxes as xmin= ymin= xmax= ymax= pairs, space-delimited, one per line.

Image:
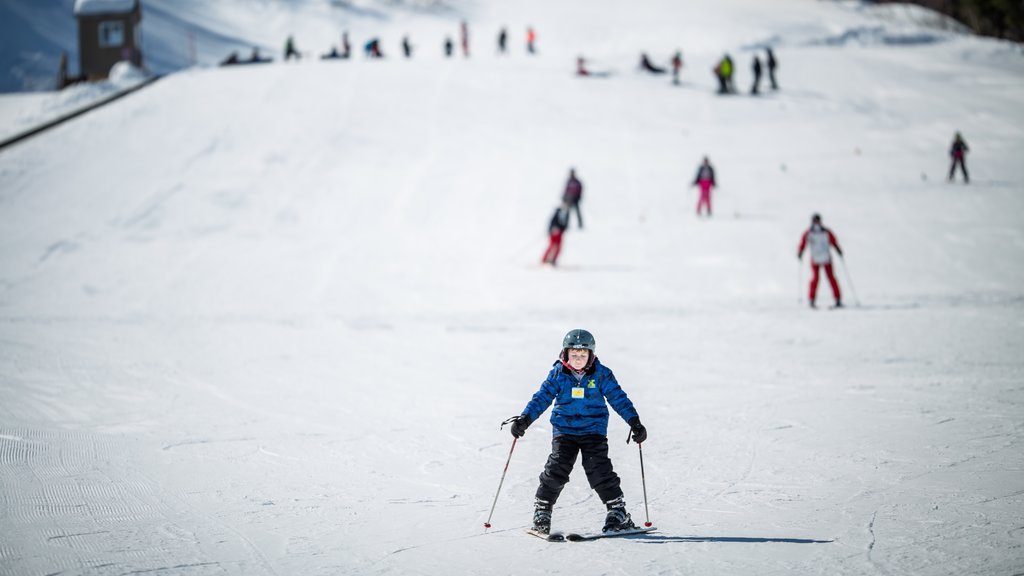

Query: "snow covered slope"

xmin=1 ymin=1 xmax=1023 ymax=575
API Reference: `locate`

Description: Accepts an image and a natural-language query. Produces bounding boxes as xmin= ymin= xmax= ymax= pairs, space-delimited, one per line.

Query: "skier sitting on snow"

xmin=797 ymin=213 xmax=844 ymax=309
xmin=507 ymin=329 xmax=648 ymax=535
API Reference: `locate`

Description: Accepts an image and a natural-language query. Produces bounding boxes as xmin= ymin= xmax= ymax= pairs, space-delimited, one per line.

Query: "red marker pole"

xmin=483 ymin=437 xmax=517 ymax=529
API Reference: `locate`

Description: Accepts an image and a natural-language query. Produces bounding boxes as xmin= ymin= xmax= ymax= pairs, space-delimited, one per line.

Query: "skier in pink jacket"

xmin=797 ymin=213 xmax=844 ymax=308
xmin=691 ymin=157 xmax=716 ymax=217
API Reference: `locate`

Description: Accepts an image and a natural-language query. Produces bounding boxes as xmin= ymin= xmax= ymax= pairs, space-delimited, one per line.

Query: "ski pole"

xmin=838 ymin=255 xmax=860 ymax=306
xmin=626 ymin=428 xmax=653 ymax=528
xmin=484 ymin=427 xmax=519 ymax=529
xmin=637 ymin=442 xmax=652 ymax=527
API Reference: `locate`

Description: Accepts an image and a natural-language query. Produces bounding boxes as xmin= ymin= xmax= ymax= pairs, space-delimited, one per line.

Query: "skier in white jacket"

xmin=797 ymin=213 xmax=844 ymax=308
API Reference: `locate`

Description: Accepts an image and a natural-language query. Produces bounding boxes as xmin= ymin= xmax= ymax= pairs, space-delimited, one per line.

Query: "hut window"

xmin=98 ymin=21 xmax=125 ymax=48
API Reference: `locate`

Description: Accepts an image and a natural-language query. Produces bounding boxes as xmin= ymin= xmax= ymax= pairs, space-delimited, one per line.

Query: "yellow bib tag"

xmin=572 ymin=387 xmax=585 ymax=399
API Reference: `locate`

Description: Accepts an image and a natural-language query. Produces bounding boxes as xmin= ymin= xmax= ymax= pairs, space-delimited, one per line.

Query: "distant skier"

xmin=498 ymin=27 xmax=508 ymax=53
xmin=506 ymin=329 xmax=648 ymax=535
xmin=797 ymin=213 xmax=844 ymax=309
xmin=713 ymin=54 xmax=733 ymax=94
xmin=364 ymin=38 xmax=383 ymax=58
xmin=527 ymin=27 xmax=537 ymax=54
xmin=562 ymin=168 xmax=584 ymax=229
xmin=639 ymin=53 xmax=666 ymax=74
xmin=766 ymin=47 xmax=778 ymax=90
xmin=671 ymin=50 xmax=683 ymax=85
xmin=284 ymin=36 xmax=301 ymax=61
xmin=751 ymin=55 xmax=762 ymax=94
xmin=460 ymin=21 xmax=470 ymax=57
xmin=444 ymin=37 xmax=454 ymax=58
xmin=542 ymin=203 xmax=571 ymax=266
xmin=342 ymin=32 xmax=351 ymax=58
xmin=577 ymin=57 xmax=590 ymax=77
xmin=948 ymin=132 xmax=969 ymax=183
xmin=402 ymin=35 xmax=413 ymax=58
xmin=691 ymin=156 xmax=716 ymax=217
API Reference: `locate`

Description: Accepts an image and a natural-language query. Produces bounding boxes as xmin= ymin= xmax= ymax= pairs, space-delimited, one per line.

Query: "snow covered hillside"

xmin=2 ymin=1 xmax=1024 ymax=575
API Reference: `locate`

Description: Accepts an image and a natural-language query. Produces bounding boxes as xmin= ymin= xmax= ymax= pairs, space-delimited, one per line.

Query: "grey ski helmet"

xmin=562 ymin=329 xmax=596 ymax=351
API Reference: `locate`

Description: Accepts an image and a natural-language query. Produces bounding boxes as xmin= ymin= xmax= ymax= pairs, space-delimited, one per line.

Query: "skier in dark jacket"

xmin=562 ymin=168 xmax=584 ymax=229
xmin=766 ymin=47 xmax=778 ymax=90
xmin=751 ymin=55 xmax=763 ymax=95
xmin=948 ymin=132 xmax=969 ymax=183
xmin=640 ymin=53 xmax=667 ymax=74
xmin=284 ymin=36 xmax=301 ymax=61
xmin=542 ymin=203 xmax=570 ymax=266
xmin=508 ymin=329 xmax=648 ymax=535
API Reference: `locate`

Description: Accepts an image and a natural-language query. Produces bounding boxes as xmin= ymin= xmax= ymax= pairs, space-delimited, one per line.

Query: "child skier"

xmin=541 ymin=203 xmax=570 ymax=266
xmin=692 ymin=156 xmax=716 ymax=217
xmin=507 ymin=329 xmax=648 ymax=535
xmin=948 ymin=131 xmax=969 ymax=183
xmin=797 ymin=213 xmax=844 ymax=308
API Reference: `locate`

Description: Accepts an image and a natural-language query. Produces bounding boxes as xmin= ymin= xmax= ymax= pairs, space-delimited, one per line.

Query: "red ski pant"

xmin=542 ymin=232 xmax=563 ymax=264
xmin=696 ymin=180 xmax=713 ymax=216
xmin=809 ymin=263 xmax=841 ymax=303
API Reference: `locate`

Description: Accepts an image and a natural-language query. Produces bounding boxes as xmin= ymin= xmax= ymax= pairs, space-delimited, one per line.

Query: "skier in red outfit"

xmin=542 ymin=203 xmax=571 ymax=266
xmin=797 ymin=213 xmax=844 ymax=308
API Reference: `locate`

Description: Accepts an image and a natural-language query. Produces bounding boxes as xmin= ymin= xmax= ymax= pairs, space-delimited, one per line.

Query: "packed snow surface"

xmin=2 ymin=1 xmax=1024 ymax=575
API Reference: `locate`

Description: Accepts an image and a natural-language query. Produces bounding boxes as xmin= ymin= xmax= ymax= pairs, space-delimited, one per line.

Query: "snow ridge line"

xmin=0 ymin=75 xmax=161 ymax=153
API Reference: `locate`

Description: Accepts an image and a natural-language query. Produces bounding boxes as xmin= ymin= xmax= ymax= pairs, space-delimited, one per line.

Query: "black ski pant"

xmin=535 ymin=434 xmax=622 ymax=504
xmin=949 ymin=157 xmax=968 ymax=182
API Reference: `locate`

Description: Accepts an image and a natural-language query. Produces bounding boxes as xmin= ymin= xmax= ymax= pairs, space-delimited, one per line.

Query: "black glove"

xmin=627 ymin=417 xmax=647 ymax=444
xmin=510 ymin=415 xmax=533 ymax=438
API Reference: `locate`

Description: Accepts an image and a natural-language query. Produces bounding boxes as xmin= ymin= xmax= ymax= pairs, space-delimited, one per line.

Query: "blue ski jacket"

xmin=521 ymin=358 xmax=639 ymax=437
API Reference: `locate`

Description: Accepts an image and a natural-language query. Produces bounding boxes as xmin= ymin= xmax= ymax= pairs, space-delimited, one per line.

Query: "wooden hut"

xmin=74 ymin=0 xmax=143 ymax=81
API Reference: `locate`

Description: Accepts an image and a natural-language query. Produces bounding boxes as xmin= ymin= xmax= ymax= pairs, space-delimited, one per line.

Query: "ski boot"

xmin=532 ymin=498 xmax=553 ymax=535
xmin=602 ymin=496 xmax=636 ymax=533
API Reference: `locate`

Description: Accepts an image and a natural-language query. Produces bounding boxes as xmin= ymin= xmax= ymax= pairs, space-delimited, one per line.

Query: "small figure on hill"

xmin=221 ymin=51 xmax=240 ymax=66
xmin=766 ymin=47 xmax=778 ymax=90
xmin=713 ymin=54 xmax=733 ymax=94
xmin=948 ymin=132 xmax=969 ymax=183
xmin=342 ymin=32 xmax=351 ymax=58
xmin=364 ymin=38 xmax=383 ymax=58
xmin=691 ymin=156 xmax=716 ymax=217
xmin=577 ymin=57 xmax=590 ymax=76
xmin=284 ymin=36 xmax=301 ymax=61
xmin=460 ymin=21 xmax=470 ymax=57
xmin=562 ymin=168 xmax=584 ymax=229
xmin=402 ymin=35 xmax=413 ymax=58
xmin=671 ymin=50 xmax=683 ymax=85
xmin=798 ymin=213 xmax=844 ymax=309
xmin=542 ymin=203 xmax=571 ymax=266
xmin=320 ymin=46 xmax=341 ymax=60
xmin=507 ymin=329 xmax=648 ymax=536
xmin=527 ymin=27 xmax=537 ymax=54
xmin=444 ymin=37 xmax=454 ymax=58
xmin=498 ymin=27 xmax=508 ymax=53
xmin=751 ymin=54 xmax=762 ymax=95
xmin=639 ymin=53 xmax=666 ymax=74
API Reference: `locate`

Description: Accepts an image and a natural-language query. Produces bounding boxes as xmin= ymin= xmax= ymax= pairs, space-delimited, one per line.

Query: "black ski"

xmin=566 ymin=526 xmax=656 ymax=541
xmin=527 ymin=529 xmax=565 ymax=542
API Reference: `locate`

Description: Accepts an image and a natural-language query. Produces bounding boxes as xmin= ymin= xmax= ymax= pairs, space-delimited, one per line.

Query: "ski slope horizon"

xmin=2 ymin=1 xmax=1024 ymax=575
